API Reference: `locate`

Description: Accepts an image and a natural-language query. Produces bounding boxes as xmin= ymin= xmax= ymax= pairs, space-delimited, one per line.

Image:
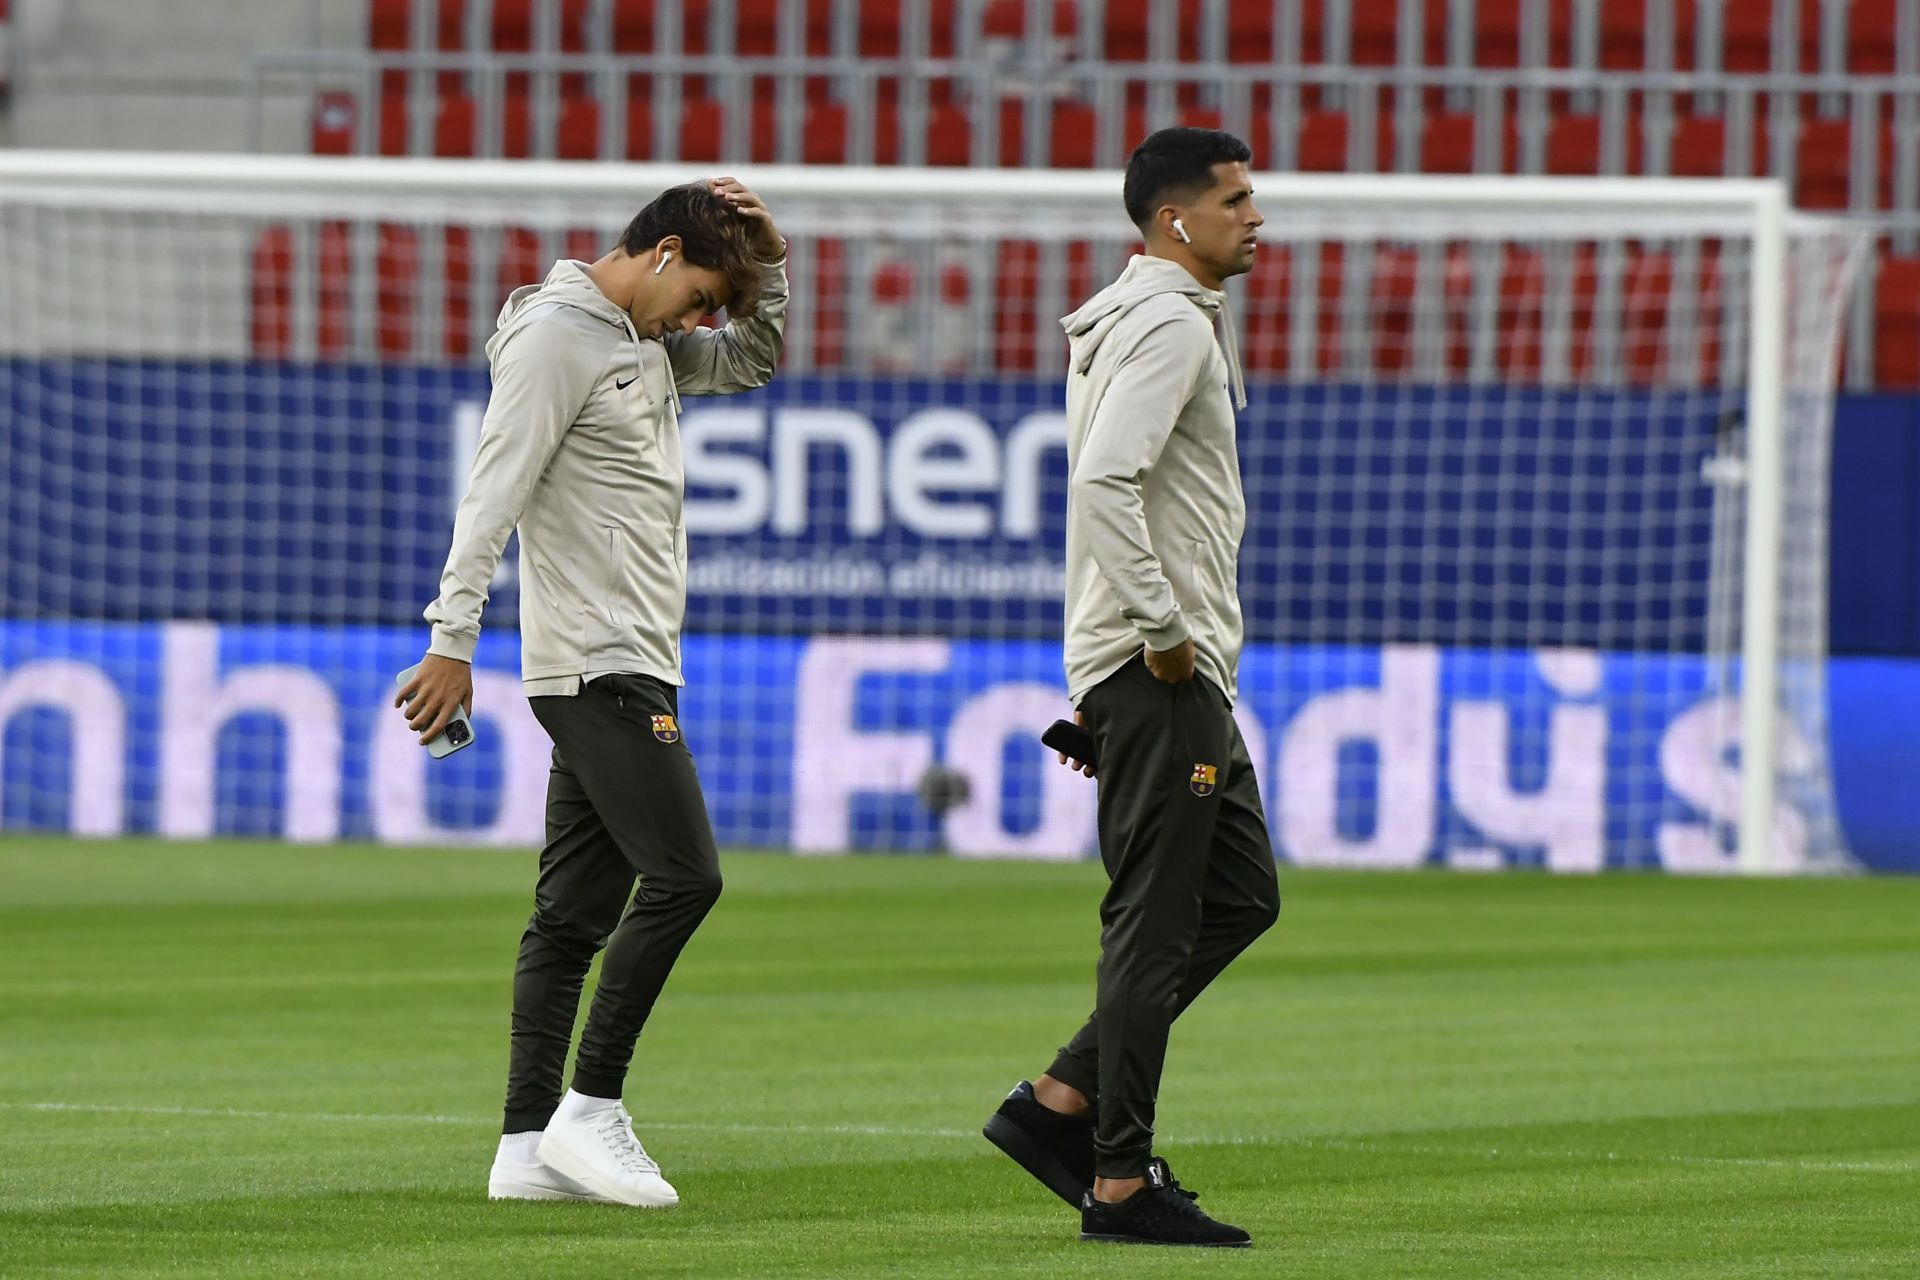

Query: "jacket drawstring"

xmin=1215 ymin=294 xmax=1247 ymax=411
xmin=612 ymin=312 xmax=683 ymax=415
xmin=613 ymin=313 xmax=654 ymax=407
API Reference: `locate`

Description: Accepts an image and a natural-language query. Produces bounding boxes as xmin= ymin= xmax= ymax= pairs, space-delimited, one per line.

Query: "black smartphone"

xmin=1041 ymin=718 xmax=1098 ymax=770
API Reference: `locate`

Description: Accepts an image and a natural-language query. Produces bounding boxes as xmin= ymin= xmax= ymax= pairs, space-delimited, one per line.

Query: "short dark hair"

xmin=1122 ymin=127 xmax=1254 ymax=232
xmin=618 ymin=181 xmax=765 ymax=315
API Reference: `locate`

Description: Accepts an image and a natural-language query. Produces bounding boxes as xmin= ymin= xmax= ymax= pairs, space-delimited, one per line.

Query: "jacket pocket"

xmin=601 ymin=527 xmax=621 ymax=627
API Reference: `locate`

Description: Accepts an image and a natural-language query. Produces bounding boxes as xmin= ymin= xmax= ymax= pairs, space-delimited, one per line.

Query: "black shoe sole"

xmin=1081 ymin=1231 xmax=1252 ymax=1248
xmin=982 ymin=1113 xmax=1088 ymax=1210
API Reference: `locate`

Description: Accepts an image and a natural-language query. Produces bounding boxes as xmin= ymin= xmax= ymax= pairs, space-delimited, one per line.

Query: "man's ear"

xmin=653 ymin=235 xmax=683 ymax=261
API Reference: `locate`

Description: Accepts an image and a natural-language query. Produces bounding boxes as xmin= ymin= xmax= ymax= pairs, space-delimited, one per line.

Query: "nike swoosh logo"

xmin=615 ymin=376 xmax=637 ymax=390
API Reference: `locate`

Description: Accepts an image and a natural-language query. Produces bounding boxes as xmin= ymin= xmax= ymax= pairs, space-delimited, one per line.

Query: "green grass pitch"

xmin=1 ymin=838 xmax=1917 ymax=1278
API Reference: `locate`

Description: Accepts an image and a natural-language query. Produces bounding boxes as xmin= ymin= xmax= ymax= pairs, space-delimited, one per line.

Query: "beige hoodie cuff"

xmin=427 ymin=626 xmax=478 ymax=664
xmin=1139 ymin=611 xmax=1191 ymax=653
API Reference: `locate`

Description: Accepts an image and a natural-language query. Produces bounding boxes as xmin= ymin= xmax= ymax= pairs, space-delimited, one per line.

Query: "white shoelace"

xmin=594 ymin=1113 xmax=661 ymax=1176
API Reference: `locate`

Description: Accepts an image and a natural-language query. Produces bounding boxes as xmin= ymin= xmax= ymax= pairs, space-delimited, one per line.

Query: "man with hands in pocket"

xmin=982 ymin=127 xmax=1281 ymax=1249
xmin=396 ymin=177 xmax=787 ymax=1208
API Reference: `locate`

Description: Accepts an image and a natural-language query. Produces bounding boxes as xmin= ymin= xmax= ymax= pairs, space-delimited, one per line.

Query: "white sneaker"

xmin=487 ymin=1136 xmax=609 ymax=1202
xmin=536 ymin=1092 xmax=680 ymax=1208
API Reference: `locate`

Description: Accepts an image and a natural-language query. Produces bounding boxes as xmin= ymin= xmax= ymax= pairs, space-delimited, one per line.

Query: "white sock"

xmin=497 ymin=1131 xmax=542 ymax=1159
xmin=553 ymin=1088 xmax=622 ymax=1121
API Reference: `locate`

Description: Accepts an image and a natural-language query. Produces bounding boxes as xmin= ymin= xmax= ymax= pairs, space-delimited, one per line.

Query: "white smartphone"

xmin=395 ymin=663 xmax=476 ymax=758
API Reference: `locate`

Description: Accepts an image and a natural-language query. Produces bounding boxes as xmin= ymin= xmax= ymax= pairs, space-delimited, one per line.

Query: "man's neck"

xmin=1145 ymin=246 xmax=1222 ymax=291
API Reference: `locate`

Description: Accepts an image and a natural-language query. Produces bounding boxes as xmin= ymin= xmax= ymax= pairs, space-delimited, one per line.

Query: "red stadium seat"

xmin=1234 ymin=242 xmax=1345 ymax=376
xmin=1597 ymin=0 xmax=1645 ymax=70
xmin=499 ymin=90 xmax=533 ymax=158
xmin=316 ymin=221 xmax=352 ymax=359
xmin=375 ymin=89 xmax=484 ymax=157
xmin=623 ymin=96 xmax=653 ymax=159
xmin=1224 ymin=0 xmax=1280 ymax=63
xmin=377 ymin=93 xmax=407 ymax=155
xmin=981 ymin=0 xmax=1075 ymax=40
xmin=311 ymin=92 xmax=357 ymax=155
xmin=678 ymin=94 xmax=725 ymax=161
xmin=1849 ymin=0 xmax=1900 ymax=72
xmin=250 ymin=227 xmax=295 ymax=357
xmin=1720 ymin=0 xmax=1820 ymax=73
xmin=376 ymin=223 xmax=419 ymax=358
xmin=802 ymin=95 xmax=907 ymax=164
xmin=1796 ymin=117 xmax=1852 ymax=210
xmin=927 ymin=101 xmax=972 ymax=166
xmin=368 ymin=0 xmax=462 ymax=51
xmin=1800 ymin=115 xmax=1894 ymax=211
xmin=1420 ymin=109 xmax=1517 ymax=174
xmin=1669 ymin=114 xmax=1733 ymax=178
xmin=1049 ymin=99 xmax=1100 ymax=167
xmin=497 ymin=227 xmax=544 ymax=302
xmin=611 ymin=0 xmax=655 ymax=52
xmin=1349 ymin=0 xmax=1398 ymax=66
xmin=1103 ymin=2 xmax=1148 ymax=60
xmin=811 ymin=237 xmax=849 ymax=367
xmin=441 ymin=227 xmax=475 ymax=360
xmin=1620 ymin=245 xmax=1675 ymax=384
xmin=1545 ymin=111 xmax=1643 ymax=175
xmin=1874 ymin=255 xmax=1920 ymax=388
xmin=1494 ymin=244 xmax=1547 ymax=380
xmin=1296 ymin=108 xmax=1394 ymax=173
xmin=555 ymin=92 xmax=599 ymax=159
xmin=492 ymin=0 xmax=593 ymax=51
xmin=802 ymin=99 xmax=850 ymax=164
xmin=438 ymin=91 xmax=479 ymax=156
xmin=993 ymin=240 xmax=1042 ymax=372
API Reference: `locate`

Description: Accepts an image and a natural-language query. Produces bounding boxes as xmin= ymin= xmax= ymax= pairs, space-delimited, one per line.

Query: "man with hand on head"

xmin=983 ymin=127 xmax=1281 ymax=1248
xmin=395 ymin=178 xmax=786 ymax=1208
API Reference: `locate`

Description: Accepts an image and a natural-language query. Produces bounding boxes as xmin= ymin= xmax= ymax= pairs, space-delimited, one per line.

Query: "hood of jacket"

xmin=1059 ymin=254 xmax=1246 ymax=410
xmin=488 ymin=259 xmax=679 ymax=411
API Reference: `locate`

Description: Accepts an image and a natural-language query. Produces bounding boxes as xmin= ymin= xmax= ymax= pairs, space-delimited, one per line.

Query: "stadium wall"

xmin=3 ymin=362 xmax=1917 ymax=870
xmin=1 ymin=620 xmax=1915 ymax=872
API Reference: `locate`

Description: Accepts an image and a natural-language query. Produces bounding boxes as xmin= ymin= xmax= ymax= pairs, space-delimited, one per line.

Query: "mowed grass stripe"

xmin=0 ymin=837 xmax=1916 ymax=1278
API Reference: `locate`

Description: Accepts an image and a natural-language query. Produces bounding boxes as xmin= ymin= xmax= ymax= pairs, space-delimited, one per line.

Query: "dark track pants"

xmin=1044 ymin=655 xmax=1281 ymax=1178
xmin=501 ymin=674 xmax=723 ymax=1133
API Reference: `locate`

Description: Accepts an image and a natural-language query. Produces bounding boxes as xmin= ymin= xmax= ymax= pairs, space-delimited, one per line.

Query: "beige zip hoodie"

xmin=1061 ymin=254 xmax=1248 ymax=705
xmin=424 ymin=255 xmax=787 ymax=693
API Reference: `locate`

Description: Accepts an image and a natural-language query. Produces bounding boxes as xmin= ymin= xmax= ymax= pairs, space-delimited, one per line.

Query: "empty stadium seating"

xmin=273 ymin=0 xmax=1920 ymax=385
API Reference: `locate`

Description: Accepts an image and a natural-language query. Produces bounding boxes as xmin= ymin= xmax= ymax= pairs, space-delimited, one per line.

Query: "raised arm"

xmin=664 ymin=177 xmax=788 ymax=395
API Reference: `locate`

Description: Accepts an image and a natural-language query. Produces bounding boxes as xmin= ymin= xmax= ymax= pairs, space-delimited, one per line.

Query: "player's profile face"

xmin=635 ymin=256 xmax=735 ymax=341
xmin=1187 ymin=160 xmax=1261 ymax=279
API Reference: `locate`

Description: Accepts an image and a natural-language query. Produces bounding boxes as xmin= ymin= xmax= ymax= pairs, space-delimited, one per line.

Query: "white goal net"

xmin=0 ymin=155 xmax=1866 ymax=871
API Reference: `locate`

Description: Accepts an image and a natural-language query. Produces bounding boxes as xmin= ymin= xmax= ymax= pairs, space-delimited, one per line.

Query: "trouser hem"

xmin=568 ymin=1069 xmax=627 ymax=1101
xmin=503 ymin=1107 xmax=557 ymax=1135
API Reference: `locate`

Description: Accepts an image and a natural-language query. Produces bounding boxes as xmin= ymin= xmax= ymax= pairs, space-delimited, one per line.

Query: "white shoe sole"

xmin=487 ymin=1174 xmax=608 ymax=1202
xmin=535 ymin=1134 xmax=680 ymax=1208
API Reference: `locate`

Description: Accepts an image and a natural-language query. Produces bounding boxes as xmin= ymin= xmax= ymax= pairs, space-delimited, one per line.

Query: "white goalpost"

xmin=0 ymin=152 xmax=1867 ymax=872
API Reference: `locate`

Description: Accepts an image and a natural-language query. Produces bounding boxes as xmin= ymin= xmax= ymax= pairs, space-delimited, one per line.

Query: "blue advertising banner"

xmin=3 ymin=360 xmax=1736 ymax=649
xmin=2 ymin=620 xmax=1912 ymax=872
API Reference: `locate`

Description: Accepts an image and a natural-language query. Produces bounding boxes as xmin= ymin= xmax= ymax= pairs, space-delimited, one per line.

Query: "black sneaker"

xmin=981 ymin=1080 xmax=1096 ymax=1208
xmin=1079 ymin=1157 xmax=1251 ymax=1248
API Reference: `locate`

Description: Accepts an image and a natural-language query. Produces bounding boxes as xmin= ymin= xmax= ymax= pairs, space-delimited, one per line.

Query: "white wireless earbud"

xmin=1173 ymin=218 xmax=1192 ymax=245
xmin=654 ymin=251 xmax=672 ymax=275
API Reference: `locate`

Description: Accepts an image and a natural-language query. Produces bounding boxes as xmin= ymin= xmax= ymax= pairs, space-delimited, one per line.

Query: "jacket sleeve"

xmin=423 ymin=316 xmax=604 ymax=661
xmin=1069 ymin=313 xmax=1210 ymax=652
xmin=662 ymin=254 xmax=789 ymax=395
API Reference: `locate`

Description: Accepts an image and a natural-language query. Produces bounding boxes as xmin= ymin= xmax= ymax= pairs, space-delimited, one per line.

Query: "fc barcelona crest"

xmin=652 ymin=714 xmax=680 ymax=744
xmin=1190 ymin=763 xmax=1217 ymax=796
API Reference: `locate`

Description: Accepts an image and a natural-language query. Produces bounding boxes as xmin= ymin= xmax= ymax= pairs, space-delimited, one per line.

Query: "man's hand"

xmin=710 ymin=177 xmax=785 ymax=261
xmin=1056 ymin=709 xmax=1095 ymax=779
xmin=394 ymin=653 xmax=474 ymax=745
xmin=1145 ymin=637 xmax=1196 ymax=684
